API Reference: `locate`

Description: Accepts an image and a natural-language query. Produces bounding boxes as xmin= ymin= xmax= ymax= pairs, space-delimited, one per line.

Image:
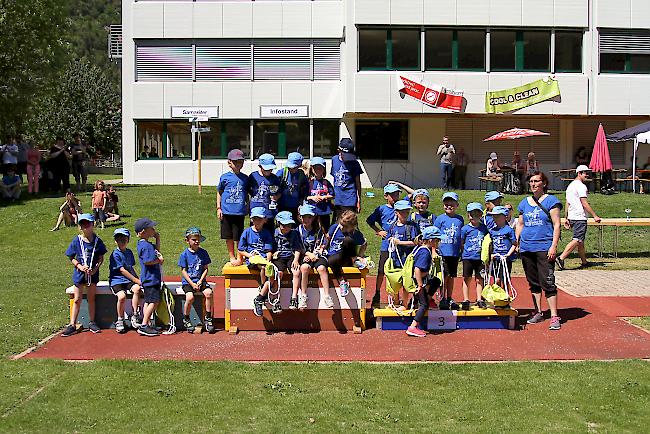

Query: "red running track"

xmin=24 ymin=277 xmax=650 ymax=362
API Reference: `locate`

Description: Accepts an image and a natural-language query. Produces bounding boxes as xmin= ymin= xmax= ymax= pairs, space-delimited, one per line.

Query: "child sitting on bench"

xmin=178 ymin=226 xmax=214 ymax=334
xmin=109 ymin=228 xmax=142 ymax=333
xmin=297 ymin=204 xmax=333 ymax=308
xmin=325 ymin=210 xmax=367 ymax=297
xmin=272 ymin=211 xmax=303 ymax=311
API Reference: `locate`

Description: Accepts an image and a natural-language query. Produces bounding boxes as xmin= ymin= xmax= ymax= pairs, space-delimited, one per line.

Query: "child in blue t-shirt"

xmin=433 ymin=192 xmax=464 ymax=310
xmin=386 ymin=200 xmax=420 ymax=309
xmin=270 ymin=211 xmax=303 ymax=312
xmin=297 ymin=204 xmax=332 ymax=309
xmin=109 ymin=228 xmax=142 ymax=333
xmin=326 ymin=210 xmax=367 ymax=297
xmin=460 ymin=203 xmax=489 ymax=310
xmin=135 ymin=217 xmax=164 ymax=337
xmin=306 ymin=156 xmax=335 ymax=232
xmin=277 ymin=152 xmax=309 ymax=221
xmin=62 ymin=213 xmax=108 ymax=337
xmin=217 ymin=149 xmax=248 ymax=266
xmin=488 ymin=206 xmax=517 ymax=276
xmin=178 ymin=227 xmax=214 ymax=334
xmin=388 ymin=181 xmax=436 ymax=232
xmin=240 ymin=207 xmax=275 ymax=316
xmin=483 ymin=190 xmax=504 ymax=231
xmin=366 ymin=183 xmax=401 ymax=307
xmin=248 ymin=153 xmax=283 ymax=233
xmin=331 ymin=138 xmax=363 ymax=217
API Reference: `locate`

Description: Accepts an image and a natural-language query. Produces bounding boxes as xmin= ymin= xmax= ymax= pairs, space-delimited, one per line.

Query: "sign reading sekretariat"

xmin=485 ymin=77 xmax=560 ymax=114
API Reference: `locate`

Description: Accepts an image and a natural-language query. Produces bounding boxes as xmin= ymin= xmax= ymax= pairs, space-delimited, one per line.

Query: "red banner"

xmin=398 ymin=76 xmax=464 ymax=112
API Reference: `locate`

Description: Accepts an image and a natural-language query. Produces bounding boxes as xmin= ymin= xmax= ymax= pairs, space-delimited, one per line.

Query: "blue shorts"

xmin=143 ymin=284 xmax=161 ymax=303
xmin=73 ymin=272 xmax=100 ymax=286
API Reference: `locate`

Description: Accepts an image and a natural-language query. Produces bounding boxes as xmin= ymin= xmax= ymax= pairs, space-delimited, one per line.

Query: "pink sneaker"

xmin=549 ymin=316 xmax=561 ymax=330
xmin=406 ymin=326 xmax=427 ymax=337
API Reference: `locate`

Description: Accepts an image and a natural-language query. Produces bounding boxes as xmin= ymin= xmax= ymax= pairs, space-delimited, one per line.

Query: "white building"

xmin=122 ymin=0 xmax=650 ymax=188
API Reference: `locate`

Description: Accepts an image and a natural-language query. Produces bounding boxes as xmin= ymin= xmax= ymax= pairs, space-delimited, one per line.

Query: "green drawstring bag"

xmin=155 ymin=283 xmax=175 ymax=326
xmin=482 ymin=284 xmax=510 ymax=307
xmin=481 ymin=233 xmax=492 ymax=264
xmin=402 ymin=247 xmax=443 ymax=294
xmin=384 ymin=257 xmax=404 ymax=296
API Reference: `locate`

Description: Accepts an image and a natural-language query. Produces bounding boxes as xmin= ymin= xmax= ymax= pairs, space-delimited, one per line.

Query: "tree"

xmin=27 ymin=59 xmax=121 ymax=155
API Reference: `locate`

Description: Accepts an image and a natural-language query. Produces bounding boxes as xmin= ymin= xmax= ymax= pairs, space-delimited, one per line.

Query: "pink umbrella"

xmin=483 ymin=127 xmax=550 ymax=142
xmin=589 ymin=123 xmax=612 ymax=173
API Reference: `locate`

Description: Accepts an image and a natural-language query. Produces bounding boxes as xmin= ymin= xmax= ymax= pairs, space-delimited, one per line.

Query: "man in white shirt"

xmin=557 ymin=165 xmax=601 ymax=269
xmin=436 ymin=136 xmax=455 ymax=190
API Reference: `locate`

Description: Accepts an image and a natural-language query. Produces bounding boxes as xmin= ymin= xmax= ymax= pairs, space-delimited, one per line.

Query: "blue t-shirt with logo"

xmin=274 ymin=228 xmax=303 ymax=259
xmin=461 ymin=223 xmax=488 ymax=261
xmin=178 ymin=247 xmax=212 ymax=284
xmin=297 ymin=225 xmax=324 ymax=253
xmin=238 ymin=227 xmax=275 ymax=263
xmin=517 ymin=195 xmax=562 ymax=253
xmin=109 ymin=248 xmax=137 ymax=286
xmin=410 ymin=211 xmax=435 ymax=233
xmin=2 ymin=174 xmax=20 ymax=186
xmin=307 ymin=178 xmax=335 ymax=215
xmin=331 ymin=155 xmax=363 ymax=207
xmin=327 ymin=224 xmax=366 ymax=256
xmin=65 ymin=235 xmax=108 ymax=285
xmin=276 ymin=168 xmax=309 ymax=209
xmin=366 ymin=204 xmax=397 ymax=251
xmin=490 ymin=225 xmax=517 ymax=259
xmin=218 ymin=171 xmax=249 ymax=216
xmin=137 ymin=239 xmax=162 ymax=287
xmin=483 ymin=214 xmax=497 ymax=231
xmin=412 ymin=246 xmax=433 ymax=286
xmin=434 ymin=213 xmax=464 ymax=257
xmin=248 ymin=171 xmax=283 ymax=218
xmin=387 ymin=221 xmax=419 ymax=265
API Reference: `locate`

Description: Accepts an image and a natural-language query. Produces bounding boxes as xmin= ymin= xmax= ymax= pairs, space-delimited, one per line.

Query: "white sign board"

xmin=426 ymin=310 xmax=457 ymax=331
xmin=260 ymin=105 xmax=309 ymax=118
xmin=171 ymin=106 xmax=219 ymax=119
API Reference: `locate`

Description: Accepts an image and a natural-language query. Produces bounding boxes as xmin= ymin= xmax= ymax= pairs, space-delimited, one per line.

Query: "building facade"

xmin=122 ymin=0 xmax=650 ymax=188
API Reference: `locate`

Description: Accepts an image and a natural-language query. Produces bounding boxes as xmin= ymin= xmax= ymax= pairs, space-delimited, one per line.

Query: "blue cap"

xmin=310 ymin=156 xmax=326 ymax=167
xmin=258 ymin=153 xmax=276 ymax=170
xmin=135 ymin=217 xmax=157 ymax=233
xmin=442 ymin=192 xmax=459 ymax=202
xmin=421 ymin=226 xmax=448 ymax=241
xmin=250 ymin=207 xmax=267 ymax=219
xmin=488 ymin=205 xmax=509 ymax=216
xmin=467 ymin=202 xmax=483 ymax=213
xmin=412 ymin=189 xmax=429 ymax=198
xmin=113 ymin=228 xmax=130 ymax=238
xmin=286 ymin=152 xmax=304 ymax=169
xmin=338 ymin=138 xmax=357 ymax=161
xmin=394 ymin=200 xmax=412 ymax=211
xmin=185 ymin=226 xmax=206 ymax=242
xmin=299 ymin=204 xmax=316 ymax=216
xmin=485 ymin=191 xmax=504 ymax=202
xmin=384 ymin=184 xmax=401 ymax=194
xmin=275 ymin=211 xmax=295 ymax=225
xmin=78 ymin=213 xmax=95 ymax=224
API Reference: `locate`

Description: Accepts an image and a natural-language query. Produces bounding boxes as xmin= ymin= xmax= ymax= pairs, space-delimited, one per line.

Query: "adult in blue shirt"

xmin=248 ymin=153 xmax=283 ymax=232
xmin=331 ymin=138 xmax=363 ymax=219
xmin=516 ymin=171 xmax=562 ymax=331
xmin=277 ymin=152 xmax=309 ymax=222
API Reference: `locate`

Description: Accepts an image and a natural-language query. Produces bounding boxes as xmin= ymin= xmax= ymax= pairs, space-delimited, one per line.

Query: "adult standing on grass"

xmin=516 ymin=171 xmax=563 ymax=330
xmin=47 ymin=137 xmax=71 ymax=193
xmin=331 ymin=138 xmax=363 ymax=219
xmin=69 ymin=133 xmax=89 ymax=192
xmin=436 ymin=136 xmax=455 ymax=190
xmin=556 ymin=165 xmax=601 ymax=270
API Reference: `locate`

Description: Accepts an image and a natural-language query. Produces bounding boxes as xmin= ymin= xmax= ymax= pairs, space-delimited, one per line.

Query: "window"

xmin=136 ymin=44 xmax=193 ymax=81
xmin=601 ymin=53 xmax=650 ymax=73
xmin=195 ymin=41 xmax=251 ymax=80
xmin=313 ymin=120 xmax=340 ymax=157
xmin=253 ymin=39 xmax=311 ymax=80
xmin=166 ymin=123 xmax=192 ymax=158
xmin=555 ymin=31 xmax=582 ymax=72
xmin=425 ymin=29 xmax=485 ymax=71
xmin=355 ymin=120 xmax=408 ymax=160
xmin=313 ymin=40 xmax=341 ymax=80
xmin=202 ymin=121 xmax=251 ymax=159
xmin=490 ymin=30 xmax=550 ymax=72
xmin=136 ymin=121 xmax=164 ymax=159
xmin=253 ymin=120 xmax=309 ymax=159
xmin=600 ymin=29 xmax=650 ymax=74
xmin=358 ymin=29 xmax=420 ymax=71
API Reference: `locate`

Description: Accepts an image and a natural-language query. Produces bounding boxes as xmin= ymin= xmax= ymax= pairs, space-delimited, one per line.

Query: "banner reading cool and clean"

xmin=485 ymin=76 xmax=560 ymax=114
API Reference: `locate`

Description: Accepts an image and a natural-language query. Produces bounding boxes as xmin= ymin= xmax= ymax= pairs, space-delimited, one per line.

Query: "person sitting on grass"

xmin=434 ymin=192 xmax=464 ymax=310
xmin=217 ymin=149 xmax=248 ymax=266
xmin=488 ymin=206 xmax=517 ymax=285
xmin=135 ymin=217 xmax=164 ymax=337
xmin=105 ymin=185 xmax=120 ymax=222
xmin=272 ymin=211 xmax=303 ymax=311
xmin=460 ymin=202 xmax=489 ymax=310
xmin=178 ymin=226 xmax=214 ymax=334
xmin=109 ymin=228 xmax=142 ymax=333
xmin=386 ymin=200 xmax=420 ymax=310
xmin=406 ymin=226 xmax=445 ymax=338
xmin=325 ymin=210 xmax=368 ymax=298
xmin=388 ymin=181 xmax=435 ymax=232
xmin=51 ymin=191 xmax=82 ymax=231
xmin=1 ymin=165 xmax=22 ymax=201
xmin=62 ymin=213 xmax=107 ymax=337
xmin=297 ymin=204 xmax=333 ymax=308
xmin=240 ymin=207 xmax=275 ymax=317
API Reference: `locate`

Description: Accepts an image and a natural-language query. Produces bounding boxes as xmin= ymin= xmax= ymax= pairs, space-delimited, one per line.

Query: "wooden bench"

xmin=615 ymin=178 xmax=649 ymax=193
xmin=479 ymin=176 xmax=503 ymax=191
xmin=224 ymin=264 xmax=367 ymax=333
xmin=373 ymin=305 xmax=518 ymax=331
xmin=65 ymin=281 xmax=205 ymax=331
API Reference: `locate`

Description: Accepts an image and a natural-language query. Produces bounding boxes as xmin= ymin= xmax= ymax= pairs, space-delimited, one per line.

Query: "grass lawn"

xmin=627 ymin=317 xmax=650 ymax=332
xmin=1 ymin=183 xmax=649 ymax=432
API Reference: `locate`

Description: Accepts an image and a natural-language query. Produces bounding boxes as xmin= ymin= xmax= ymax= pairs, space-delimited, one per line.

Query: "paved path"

xmin=556 ymin=270 xmax=650 ymax=297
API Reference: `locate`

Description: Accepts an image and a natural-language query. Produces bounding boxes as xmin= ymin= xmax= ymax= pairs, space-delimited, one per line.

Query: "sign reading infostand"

xmin=171 ymin=106 xmax=219 ymax=118
xmin=260 ymin=105 xmax=309 ymax=118
xmin=485 ymin=77 xmax=560 ymax=114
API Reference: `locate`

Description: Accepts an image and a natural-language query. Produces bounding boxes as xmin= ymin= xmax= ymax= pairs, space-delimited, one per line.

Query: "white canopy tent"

xmin=607 ymin=121 xmax=650 ymax=193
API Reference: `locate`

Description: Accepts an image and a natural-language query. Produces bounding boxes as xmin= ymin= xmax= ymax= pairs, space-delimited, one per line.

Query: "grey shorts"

xmin=569 ymin=220 xmax=587 ymax=242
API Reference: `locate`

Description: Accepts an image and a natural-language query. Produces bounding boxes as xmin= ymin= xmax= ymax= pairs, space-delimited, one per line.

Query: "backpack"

xmin=155 ymin=283 xmax=176 ymax=333
xmin=402 ymin=246 xmax=443 ymax=294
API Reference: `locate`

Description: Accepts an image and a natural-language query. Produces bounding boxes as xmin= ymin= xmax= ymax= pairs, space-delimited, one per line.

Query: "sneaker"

xmin=461 ymin=300 xmax=471 ymax=311
xmin=253 ymin=297 xmax=264 ymax=317
xmin=204 ymin=318 xmax=215 ymax=334
xmin=371 ymin=291 xmax=381 ymax=308
xmin=527 ymin=311 xmax=545 ymax=324
xmin=61 ymin=324 xmax=77 ymax=337
xmin=298 ymin=294 xmax=308 ymax=310
xmin=323 ymin=294 xmax=334 ymax=308
xmin=438 ymin=298 xmax=450 ymax=310
xmin=271 ymin=302 xmax=283 ymax=314
xmin=339 ymin=280 xmax=350 ymax=297
xmin=115 ymin=319 xmax=126 ymax=334
xmin=448 ymin=299 xmax=460 ymax=310
xmin=130 ymin=314 xmax=141 ymax=329
xmin=289 ymin=298 xmax=298 ymax=310
xmin=555 ymin=257 xmax=565 ymax=270
xmin=137 ymin=324 xmax=160 ymax=337
xmin=406 ymin=326 xmax=427 ymax=337
xmin=549 ymin=316 xmax=562 ymax=330
xmin=183 ymin=317 xmax=195 ymax=333
xmin=477 ymin=299 xmax=488 ymax=309
xmin=88 ymin=321 xmax=101 ymax=334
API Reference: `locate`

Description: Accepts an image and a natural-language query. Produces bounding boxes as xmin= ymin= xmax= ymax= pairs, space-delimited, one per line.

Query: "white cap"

xmin=490 ymin=152 xmax=498 ymax=160
xmin=576 ymin=165 xmax=591 ymax=173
